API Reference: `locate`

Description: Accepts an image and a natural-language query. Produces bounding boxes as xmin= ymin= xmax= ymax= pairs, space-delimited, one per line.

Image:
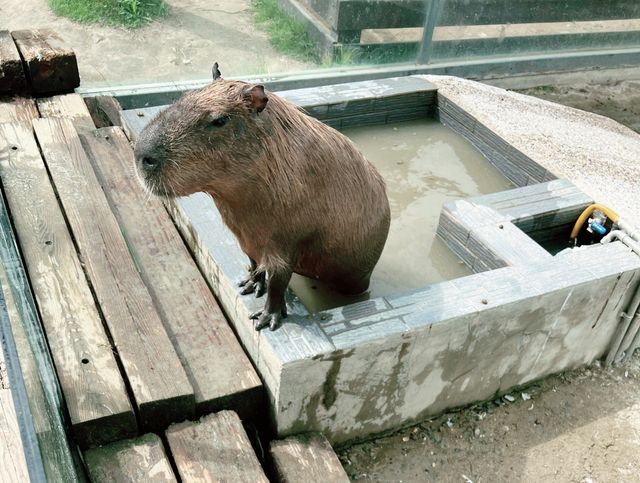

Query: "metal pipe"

xmin=623 ymin=321 xmax=640 ymax=363
xmin=618 ymin=301 xmax=640 ymax=363
xmin=417 ymin=0 xmax=444 ymax=65
xmin=601 ymin=230 xmax=640 ymax=256
xmin=617 ymin=218 xmax=640 ymax=243
xmin=606 ymin=279 xmax=640 ymax=366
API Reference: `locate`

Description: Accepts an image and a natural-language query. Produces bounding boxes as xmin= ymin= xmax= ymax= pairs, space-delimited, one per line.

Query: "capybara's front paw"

xmin=250 ymin=306 xmax=287 ymax=331
xmin=239 ymin=269 xmax=266 ymax=297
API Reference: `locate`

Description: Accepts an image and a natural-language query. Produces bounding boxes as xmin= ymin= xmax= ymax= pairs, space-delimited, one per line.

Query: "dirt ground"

xmin=1 ymin=0 xmax=311 ymax=86
xmin=337 ymin=82 xmax=640 ymax=482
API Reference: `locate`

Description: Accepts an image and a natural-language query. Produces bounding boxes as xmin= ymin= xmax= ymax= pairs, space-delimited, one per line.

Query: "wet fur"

xmin=135 ymin=78 xmax=390 ymax=324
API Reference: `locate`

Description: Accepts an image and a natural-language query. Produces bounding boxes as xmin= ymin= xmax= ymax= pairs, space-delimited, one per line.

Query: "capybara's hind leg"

xmin=250 ymin=266 xmax=292 ymax=331
xmin=239 ymin=257 xmax=266 ymax=297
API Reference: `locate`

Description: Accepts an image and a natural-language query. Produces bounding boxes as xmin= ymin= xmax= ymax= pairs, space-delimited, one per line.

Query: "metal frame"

xmin=78 ymin=47 xmax=640 ymax=110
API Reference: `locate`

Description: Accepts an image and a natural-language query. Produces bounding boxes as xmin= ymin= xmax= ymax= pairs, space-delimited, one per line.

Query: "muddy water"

xmin=290 ymin=119 xmax=513 ymax=312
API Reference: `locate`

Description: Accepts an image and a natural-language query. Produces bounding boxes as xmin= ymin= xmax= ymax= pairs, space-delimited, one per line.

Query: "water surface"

xmin=290 ymin=119 xmax=513 ymax=312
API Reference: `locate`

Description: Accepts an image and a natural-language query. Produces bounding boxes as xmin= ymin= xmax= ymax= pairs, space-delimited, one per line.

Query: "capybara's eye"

xmin=209 ymin=114 xmax=230 ymax=128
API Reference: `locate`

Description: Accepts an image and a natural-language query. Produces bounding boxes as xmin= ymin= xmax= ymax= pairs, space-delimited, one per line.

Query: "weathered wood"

xmin=85 ymin=433 xmax=177 ymax=483
xmin=270 ymin=433 xmax=349 ymax=483
xmin=84 ymin=96 xmax=123 ymax=128
xmin=37 ymin=93 xmax=94 ymax=130
xmin=0 ymin=187 xmax=80 ymax=480
xmin=166 ymin=411 xmax=269 ymax=483
xmin=0 ymin=31 xmax=27 ymax=94
xmin=80 ymin=127 xmax=262 ymax=418
xmin=32 ymin=118 xmax=195 ymax=431
xmin=0 ymin=122 xmax=135 ymax=448
xmin=0 ymin=96 xmax=39 ymax=123
xmin=11 ymin=29 xmax=80 ymax=95
xmin=0 ymin=331 xmax=30 ymax=483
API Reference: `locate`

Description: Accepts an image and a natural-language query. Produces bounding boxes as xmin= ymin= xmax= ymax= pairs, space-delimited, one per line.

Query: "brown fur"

xmin=135 ymin=77 xmax=390 ymax=329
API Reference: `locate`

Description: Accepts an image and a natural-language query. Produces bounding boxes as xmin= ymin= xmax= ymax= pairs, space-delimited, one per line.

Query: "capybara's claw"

xmin=251 ymin=304 xmax=287 ymax=330
xmin=255 ymin=280 xmax=266 ymax=298
xmin=239 ymin=269 xmax=266 ymax=296
xmin=249 ymin=310 xmax=261 ymax=320
xmin=240 ymin=281 xmax=256 ymax=295
xmin=253 ymin=311 xmax=283 ymax=331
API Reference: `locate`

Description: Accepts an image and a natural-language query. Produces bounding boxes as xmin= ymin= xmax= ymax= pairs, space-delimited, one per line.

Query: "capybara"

xmin=134 ymin=63 xmax=390 ymax=330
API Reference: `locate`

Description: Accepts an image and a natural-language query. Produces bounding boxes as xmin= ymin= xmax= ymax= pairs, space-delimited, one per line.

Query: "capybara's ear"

xmin=212 ymin=62 xmax=222 ymax=81
xmin=243 ymin=85 xmax=269 ymax=113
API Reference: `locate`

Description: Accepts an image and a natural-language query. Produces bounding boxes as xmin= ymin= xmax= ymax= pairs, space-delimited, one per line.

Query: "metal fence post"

xmin=417 ymin=0 xmax=445 ymax=64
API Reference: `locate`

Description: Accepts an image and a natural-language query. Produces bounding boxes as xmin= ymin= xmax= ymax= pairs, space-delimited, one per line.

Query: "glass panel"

xmin=6 ymin=0 xmax=640 ymax=87
xmin=429 ymin=0 xmax=640 ymax=62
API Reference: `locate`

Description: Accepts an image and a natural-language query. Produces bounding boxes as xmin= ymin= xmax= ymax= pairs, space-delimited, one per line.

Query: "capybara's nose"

xmin=141 ymin=156 xmax=160 ymax=171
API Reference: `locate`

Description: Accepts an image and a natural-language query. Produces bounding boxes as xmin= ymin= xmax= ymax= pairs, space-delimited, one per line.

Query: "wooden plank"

xmin=121 ymin=106 xmax=164 ymax=141
xmin=84 ymin=96 xmax=123 ymax=128
xmin=80 ymin=127 xmax=262 ymax=418
xmin=37 ymin=93 xmax=94 ymax=130
xmin=11 ymin=29 xmax=80 ymax=95
xmin=0 ymin=31 xmax=27 ymax=94
xmin=0 ymin=96 xmax=39 ymax=123
xmin=166 ymin=410 xmax=269 ymax=483
xmin=0 ymin=122 xmax=135 ymax=448
xmin=85 ymin=433 xmax=177 ymax=483
xmin=0 ymin=333 xmax=30 ymax=483
xmin=270 ymin=433 xmax=349 ymax=483
xmin=32 ymin=118 xmax=195 ymax=431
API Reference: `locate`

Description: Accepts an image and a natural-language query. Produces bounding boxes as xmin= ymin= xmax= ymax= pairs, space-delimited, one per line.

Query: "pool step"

xmin=270 ymin=432 xmax=350 ymax=483
xmin=84 ymin=434 xmax=176 ymax=483
xmin=166 ymin=411 xmax=269 ymax=482
xmin=84 ymin=411 xmax=349 ymax=482
xmin=438 ymin=179 xmax=594 ymax=272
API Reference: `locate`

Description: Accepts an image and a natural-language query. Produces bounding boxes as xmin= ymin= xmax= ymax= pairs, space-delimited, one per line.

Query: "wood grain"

xmin=80 ymin=127 xmax=262 ymax=418
xmin=0 ymin=30 xmax=27 ymax=94
xmin=84 ymin=96 xmax=123 ymax=128
xmin=37 ymin=93 xmax=95 ymax=131
xmin=0 ymin=330 xmax=30 ymax=482
xmin=166 ymin=411 xmax=269 ymax=483
xmin=11 ymin=29 xmax=79 ymax=95
xmin=270 ymin=433 xmax=349 ymax=483
xmin=32 ymin=118 xmax=195 ymax=431
xmin=0 ymin=96 xmax=39 ymax=123
xmin=85 ymin=433 xmax=177 ymax=483
xmin=0 ymin=122 xmax=135 ymax=448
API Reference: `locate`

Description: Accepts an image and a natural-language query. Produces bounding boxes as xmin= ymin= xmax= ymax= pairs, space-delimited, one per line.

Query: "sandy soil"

xmin=339 ymin=358 xmax=640 ymax=482
xmin=520 ymin=81 xmax=640 ymax=135
xmin=337 ymin=82 xmax=640 ymax=482
xmin=1 ymin=0 xmax=311 ymax=87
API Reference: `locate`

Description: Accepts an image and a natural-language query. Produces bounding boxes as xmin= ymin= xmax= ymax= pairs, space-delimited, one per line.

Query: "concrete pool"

xmin=122 ymin=75 xmax=640 ymax=444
